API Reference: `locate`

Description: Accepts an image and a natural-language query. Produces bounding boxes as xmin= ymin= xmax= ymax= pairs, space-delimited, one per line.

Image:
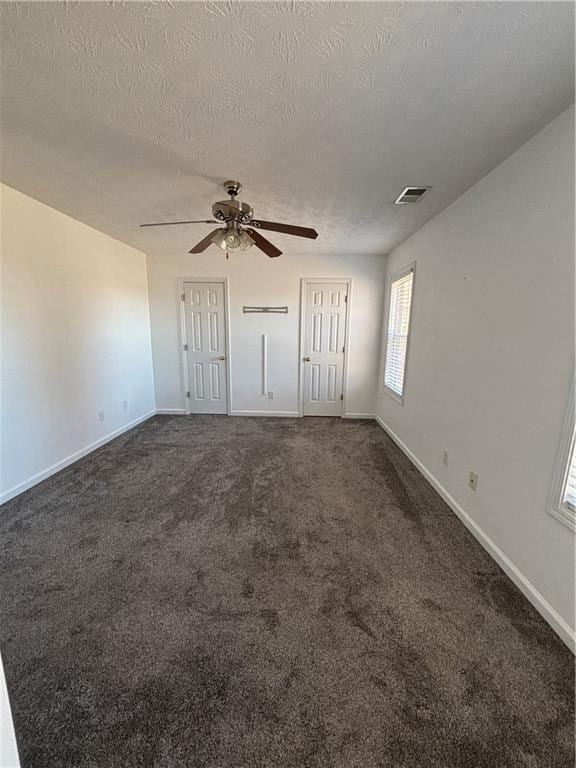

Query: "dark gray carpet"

xmin=0 ymin=416 xmax=573 ymax=768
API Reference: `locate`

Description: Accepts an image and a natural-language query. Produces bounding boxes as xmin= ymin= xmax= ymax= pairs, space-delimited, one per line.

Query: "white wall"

xmin=375 ymin=107 xmax=575 ymax=646
xmin=0 ymin=651 xmax=19 ymax=768
xmin=147 ymin=251 xmax=386 ymax=417
xmin=0 ymin=184 xmax=155 ymax=502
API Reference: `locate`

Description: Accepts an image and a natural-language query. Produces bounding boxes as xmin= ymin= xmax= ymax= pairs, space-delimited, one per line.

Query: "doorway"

xmin=181 ymin=280 xmax=229 ymax=414
xmin=300 ymin=279 xmax=350 ymax=417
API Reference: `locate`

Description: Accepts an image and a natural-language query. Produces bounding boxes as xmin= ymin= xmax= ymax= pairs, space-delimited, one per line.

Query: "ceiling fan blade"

xmin=249 ymin=219 xmax=318 ymax=239
xmin=245 ymin=228 xmax=282 ymax=258
xmin=140 ymin=220 xmax=215 ymax=228
xmin=188 ymin=229 xmax=223 ymax=254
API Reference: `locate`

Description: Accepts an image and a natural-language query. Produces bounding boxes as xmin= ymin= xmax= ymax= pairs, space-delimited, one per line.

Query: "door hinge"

xmin=342 ymin=346 xmax=345 ymax=353
xmin=181 ymin=293 xmax=186 ymax=302
xmin=340 ymin=394 xmax=344 ymax=401
xmin=186 ymin=390 xmax=190 ymax=398
xmin=183 ymin=344 xmax=188 ymax=351
xmin=344 ymin=295 xmax=348 ymax=303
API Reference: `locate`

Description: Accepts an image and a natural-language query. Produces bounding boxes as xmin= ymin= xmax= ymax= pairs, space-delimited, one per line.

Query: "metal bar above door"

xmin=243 ymin=306 xmax=288 ymax=314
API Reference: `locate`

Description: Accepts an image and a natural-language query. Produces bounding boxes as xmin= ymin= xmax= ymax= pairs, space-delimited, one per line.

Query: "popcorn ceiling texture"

xmin=0 ymin=1 xmax=573 ymax=256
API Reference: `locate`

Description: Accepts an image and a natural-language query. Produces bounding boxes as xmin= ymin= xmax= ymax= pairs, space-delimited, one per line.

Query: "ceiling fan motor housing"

xmin=212 ymin=199 xmax=253 ymax=224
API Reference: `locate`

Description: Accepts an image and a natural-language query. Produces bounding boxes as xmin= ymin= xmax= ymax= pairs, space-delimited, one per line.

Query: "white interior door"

xmin=302 ymin=282 xmax=348 ymax=416
xmin=183 ymin=282 xmax=228 ymax=414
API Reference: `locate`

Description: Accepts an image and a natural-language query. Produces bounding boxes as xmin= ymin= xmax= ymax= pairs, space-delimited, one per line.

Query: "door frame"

xmin=178 ymin=277 xmax=232 ymax=415
xmin=298 ymin=278 xmax=352 ymax=418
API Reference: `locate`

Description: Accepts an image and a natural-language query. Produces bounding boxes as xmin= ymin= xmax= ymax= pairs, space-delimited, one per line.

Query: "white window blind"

xmin=562 ymin=436 xmax=576 ymax=511
xmin=547 ymin=383 xmax=576 ymax=531
xmin=384 ymin=268 xmax=414 ymax=398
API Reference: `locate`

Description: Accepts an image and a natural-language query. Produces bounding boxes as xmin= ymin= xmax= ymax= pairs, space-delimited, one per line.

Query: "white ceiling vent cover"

xmin=394 ymin=187 xmax=432 ymax=204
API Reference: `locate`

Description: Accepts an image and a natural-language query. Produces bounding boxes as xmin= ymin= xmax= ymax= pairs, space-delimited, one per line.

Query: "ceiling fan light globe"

xmin=238 ymin=231 xmax=255 ymax=251
xmin=225 ymin=230 xmax=255 ymax=252
xmin=210 ymin=229 xmax=254 ymax=253
xmin=211 ymin=230 xmax=228 ymax=250
xmin=224 ymin=232 xmax=242 ymax=250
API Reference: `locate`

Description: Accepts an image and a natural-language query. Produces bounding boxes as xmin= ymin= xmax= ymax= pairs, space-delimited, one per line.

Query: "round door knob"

xmin=219 ymin=355 xmax=226 ymax=361
xmin=303 ymin=356 xmax=311 ymax=362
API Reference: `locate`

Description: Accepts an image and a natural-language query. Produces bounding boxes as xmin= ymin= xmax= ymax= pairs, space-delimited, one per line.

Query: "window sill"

xmin=547 ymin=502 xmax=576 ymax=532
xmin=383 ymin=385 xmax=404 ymax=405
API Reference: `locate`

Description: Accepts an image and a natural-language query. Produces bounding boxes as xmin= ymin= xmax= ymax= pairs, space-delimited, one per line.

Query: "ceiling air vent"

xmin=394 ymin=186 xmax=432 ymax=204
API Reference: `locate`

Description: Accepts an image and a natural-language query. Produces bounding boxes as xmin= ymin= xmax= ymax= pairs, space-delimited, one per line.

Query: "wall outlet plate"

xmin=267 ymin=391 xmax=274 ymax=400
xmin=123 ymin=400 xmax=128 ymax=411
xmin=443 ymin=449 xmax=450 ymax=466
xmin=98 ymin=410 xmax=105 ymax=422
xmin=469 ymin=471 xmax=478 ymax=491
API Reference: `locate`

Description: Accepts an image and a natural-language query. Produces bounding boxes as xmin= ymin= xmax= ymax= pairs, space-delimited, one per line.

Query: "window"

xmin=383 ymin=264 xmax=415 ymax=401
xmin=563 ymin=441 xmax=576 ymax=512
xmin=548 ymin=381 xmax=576 ymax=531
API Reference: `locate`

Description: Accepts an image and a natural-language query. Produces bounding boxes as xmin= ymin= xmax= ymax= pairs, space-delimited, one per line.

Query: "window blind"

xmin=384 ymin=269 xmax=414 ymax=397
xmin=563 ymin=437 xmax=576 ymax=511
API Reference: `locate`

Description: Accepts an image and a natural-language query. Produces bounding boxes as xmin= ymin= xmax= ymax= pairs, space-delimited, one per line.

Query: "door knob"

xmin=303 ymin=356 xmax=311 ymax=362
xmin=219 ymin=355 xmax=226 ymax=361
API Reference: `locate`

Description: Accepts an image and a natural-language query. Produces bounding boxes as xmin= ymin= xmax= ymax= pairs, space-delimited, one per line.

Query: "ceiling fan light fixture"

xmin=211 ymin=228 xmax=254 ymax=252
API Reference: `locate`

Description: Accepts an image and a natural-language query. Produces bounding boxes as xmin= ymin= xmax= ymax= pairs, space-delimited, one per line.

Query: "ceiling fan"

xmin=140 ymin=180 xmax=318 ymax=258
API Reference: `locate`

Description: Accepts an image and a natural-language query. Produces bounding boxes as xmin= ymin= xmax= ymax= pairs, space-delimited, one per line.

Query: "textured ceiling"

xmin=0 ymin=1 xmax=574 ymax=256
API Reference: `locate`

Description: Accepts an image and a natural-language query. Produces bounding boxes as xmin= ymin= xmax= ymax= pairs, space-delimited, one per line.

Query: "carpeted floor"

xmin=0 ymin=416 xmax=573 ymax=768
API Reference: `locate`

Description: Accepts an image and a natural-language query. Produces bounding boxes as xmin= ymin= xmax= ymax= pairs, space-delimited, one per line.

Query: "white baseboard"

xmin=374 ymin=415 xmax=576 ymax=653
xmin=230 ymin=410 xmax=300 ymax=418
xmin=156 ymin=409 xmax=374 ymax=420
xmin=0 ymin=410 xmax=156 ymax=506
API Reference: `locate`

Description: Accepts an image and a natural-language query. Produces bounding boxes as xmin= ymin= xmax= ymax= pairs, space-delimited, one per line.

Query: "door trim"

xmin=298 ymin=278 xmax=352 ymax=418
xmin=178 ymin=277 xmax=232 ymax=415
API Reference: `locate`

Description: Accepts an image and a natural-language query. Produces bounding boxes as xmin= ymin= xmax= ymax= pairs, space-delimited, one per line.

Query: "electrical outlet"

xmin=442 ymin=449 xmax=450 ymax=467
xmin=267 ymin=391 xmax=274 ymax=400
xmin=468 ymin=471 xmax=478 ymax=491
xmin=98 ymin=410 xmax=105 ymax=422
xmin=123 ymin=400 xmax=128 ymax=411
